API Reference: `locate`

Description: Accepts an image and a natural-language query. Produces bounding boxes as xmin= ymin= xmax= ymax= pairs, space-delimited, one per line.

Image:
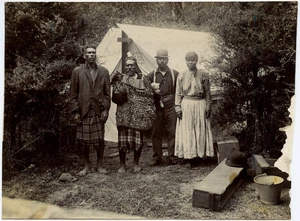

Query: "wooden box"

xmin=192 ymin=160 xmax=245 ymax=211
xmin=216 ymin=136 xmax=239 ymax=164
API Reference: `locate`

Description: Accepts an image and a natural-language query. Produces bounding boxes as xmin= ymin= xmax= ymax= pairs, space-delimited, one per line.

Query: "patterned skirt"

xmin=76 ymin=108 xmax=104 ymax=148
xmin=118 ymin=127 xmax=147 ymax=151
xmin=175 ymin=97 xmax=214 ymax=159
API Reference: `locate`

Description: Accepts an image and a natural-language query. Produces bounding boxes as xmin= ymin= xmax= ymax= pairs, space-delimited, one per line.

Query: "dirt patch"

xmin=2 ymin=142 xmax=291 ymax=219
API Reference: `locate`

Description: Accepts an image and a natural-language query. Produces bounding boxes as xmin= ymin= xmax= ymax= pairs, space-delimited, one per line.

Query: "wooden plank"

xmin=214 ymin=136 xmax=237 ymax=143
xmin=194 ymin=160 xmax=243 ymax=194
xmin=217 ymin=173 xmax=244 ymax=210
xmin=117 ymin=37 xmax=132 ymax=43
xmin=265 ymin=158 xmax=277 ymax=166
xmin=120 ymin=31 xmax=129 ymax=73
xmin=252 ymin=154 xmax=270 ymax=177
xmin=253 ymin=154 xmax=270 ymax=169
xmin=192 ymin=159 xmax=245 ymax=210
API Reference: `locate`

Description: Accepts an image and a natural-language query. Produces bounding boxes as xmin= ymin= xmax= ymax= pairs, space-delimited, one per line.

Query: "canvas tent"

xmin=96 ymin=23 xmax=218 ymax=142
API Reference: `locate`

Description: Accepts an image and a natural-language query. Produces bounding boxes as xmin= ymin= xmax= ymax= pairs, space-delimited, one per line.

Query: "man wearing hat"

xmin=146 ymin=49 xmax=179 ymax=165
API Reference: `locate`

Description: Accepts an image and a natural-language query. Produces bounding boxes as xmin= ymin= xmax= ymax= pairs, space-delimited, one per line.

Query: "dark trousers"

xmin=152 ymin=105 xmax=177 ymax=161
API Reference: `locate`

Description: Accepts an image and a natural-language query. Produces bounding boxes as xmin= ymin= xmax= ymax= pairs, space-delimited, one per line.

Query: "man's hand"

xmin=74 ymin=112 xmax=81 ymax=124
xmin=176 ymin=111 xmax=182 ymax=119
xmin=151 ymin=82 xmax=161 ymax=94
xmin=205 ymin=108 xmax=211 ymax=118
xmin=111 ymin=72 xmax=123 ymax=85
xmin=100 ymin=110 xmax=108 ymax=123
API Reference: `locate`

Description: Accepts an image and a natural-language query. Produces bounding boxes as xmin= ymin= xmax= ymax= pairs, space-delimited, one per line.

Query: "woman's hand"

xmin=176 ymin=111 xmax=182 ymax=119
xmin=205 ymin=108 xmax=211 ymax=118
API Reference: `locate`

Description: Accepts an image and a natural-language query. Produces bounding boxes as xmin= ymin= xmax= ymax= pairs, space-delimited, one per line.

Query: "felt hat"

xmin=225 ymin=151 xmax=248 ymax=168
xmin=155 ymin=49 xmax=169 ymax=58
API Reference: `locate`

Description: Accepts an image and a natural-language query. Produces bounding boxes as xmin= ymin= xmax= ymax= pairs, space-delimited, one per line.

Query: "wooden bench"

xmin=192 ymin=159 xmax=245 ymax=211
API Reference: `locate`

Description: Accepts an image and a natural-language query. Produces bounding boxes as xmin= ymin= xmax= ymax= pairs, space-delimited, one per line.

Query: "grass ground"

xmin=2 ymin=142 xmax=291 ymax=219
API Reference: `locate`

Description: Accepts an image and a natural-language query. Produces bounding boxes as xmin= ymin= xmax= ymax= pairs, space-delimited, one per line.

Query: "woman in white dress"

xmin=174 ymin=51 xmax=214 ymax=168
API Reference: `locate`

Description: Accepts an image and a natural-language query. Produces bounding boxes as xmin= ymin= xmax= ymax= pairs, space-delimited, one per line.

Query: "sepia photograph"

xmin=1 ymin=1 xmax=298 ymax=220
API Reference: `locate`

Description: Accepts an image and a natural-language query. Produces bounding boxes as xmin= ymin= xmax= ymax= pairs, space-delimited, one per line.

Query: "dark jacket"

xmin=70 ymin=63 xmax=111 ymax=120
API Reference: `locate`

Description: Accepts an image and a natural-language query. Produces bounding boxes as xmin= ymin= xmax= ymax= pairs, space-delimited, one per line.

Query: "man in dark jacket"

xmin=146 ymin=49 xmax=179 ymax=165
xmin=70 ymin=45 xmax=111 ymax=175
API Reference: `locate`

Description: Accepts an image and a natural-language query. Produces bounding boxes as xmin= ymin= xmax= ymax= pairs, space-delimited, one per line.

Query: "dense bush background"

xmin=3 ymin=2 xmax=296 ymax=173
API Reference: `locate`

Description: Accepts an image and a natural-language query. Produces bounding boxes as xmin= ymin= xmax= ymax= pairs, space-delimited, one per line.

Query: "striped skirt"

xmin=76 ymin=108 xmax=104 ymax=147
xmin=175 ymin=97 xmax=214 ymax=159
xmin=118 ymin=127 xmax=146 ymax=151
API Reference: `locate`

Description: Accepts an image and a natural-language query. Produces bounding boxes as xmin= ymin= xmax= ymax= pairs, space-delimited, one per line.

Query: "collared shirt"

xmin=177 ymin=69 xmax=204 ymax=96
xmin=160 ymin=71 xmax=167 ymax=76
xmin=86 ymin=63 xmax=97 ymax=83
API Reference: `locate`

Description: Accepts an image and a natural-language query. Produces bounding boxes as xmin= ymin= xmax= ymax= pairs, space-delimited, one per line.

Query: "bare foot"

xmin=117 ymin=165 xmax=126 ymax=173
xmin=133 ymin=165 xmax=142 ymax=173
xmin=97 ymin=167 xmax=108 ymax=174
xmin=78 ymin=167 xmax=89 ymax=176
